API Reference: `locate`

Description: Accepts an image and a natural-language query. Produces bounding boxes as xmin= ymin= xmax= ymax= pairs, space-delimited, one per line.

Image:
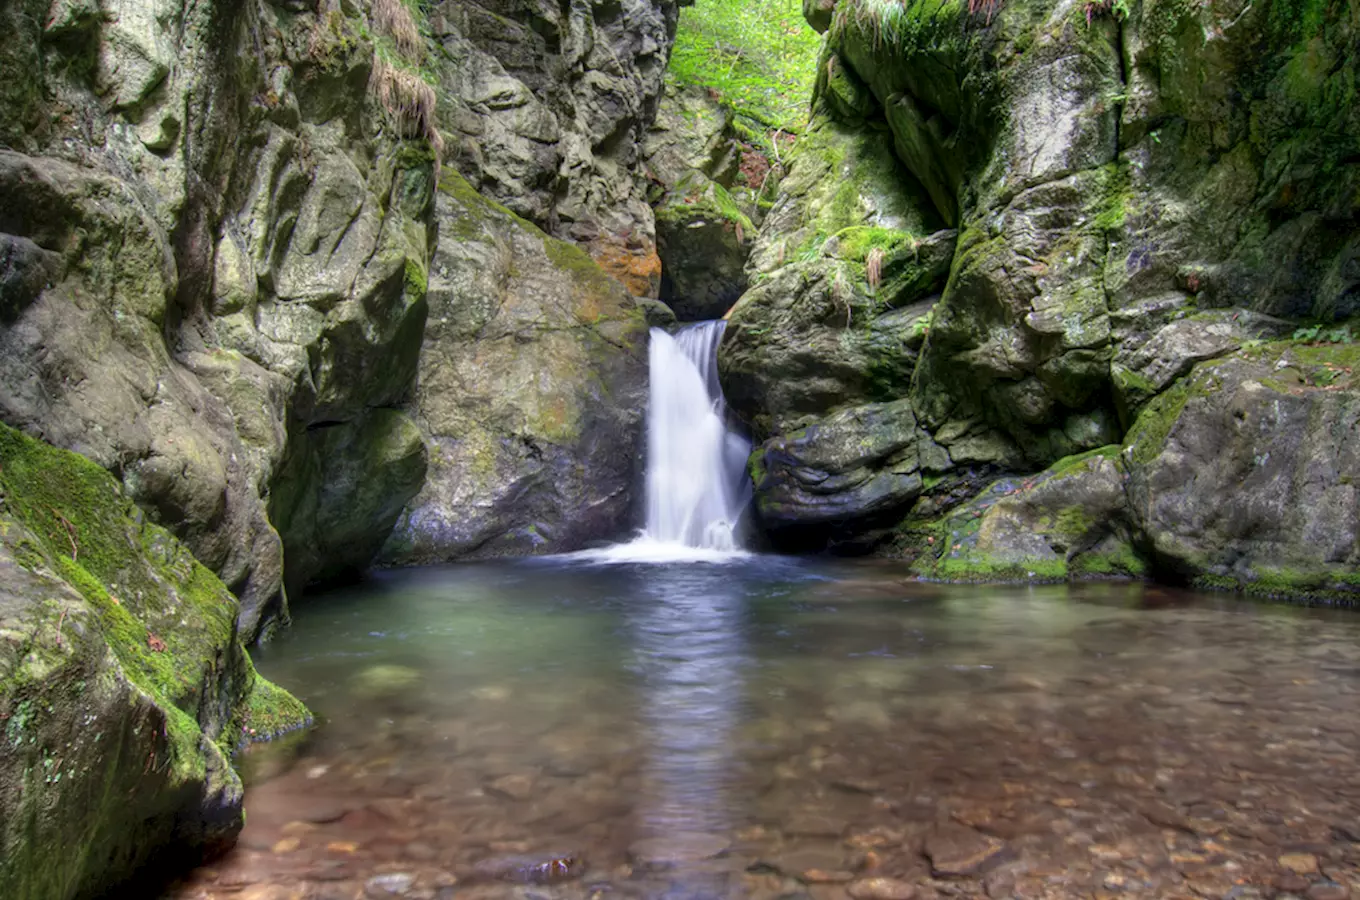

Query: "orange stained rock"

xmin=589 ymin=239 xmax=661 ymax=298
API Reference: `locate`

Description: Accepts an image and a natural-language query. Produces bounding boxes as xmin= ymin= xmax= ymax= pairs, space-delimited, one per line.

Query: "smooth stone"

xmin=470 ymin=853 xmax=583 ymax=884
xmin=785 ymin=812 xmax=847 ymax=838
xmin=1306 ymin=884 xmax=1350 ymax=900
xmin=238 ymin=888 xmax=304 ymax=900
xmin=486 ymin=774 xmax=535 ymax=801
xmin=924 ymin=824 xmax=1009 ymax=876
xmin=352 ymin=665 xmax=422 ymax=700
xmin=366 ymin=872 xmax=416 ymax=896
xmin=847 ymin=877 xmax=916 ymax=900
xmin=803 ymin=869 xmax=856 ymax=884
xmin=1280 ymin=854 xmax=1321 ymax=875
xmin=404 ymin=842 xmax=438 ymax=862
xmin=629 ymin=833 xmax=730 ymax=865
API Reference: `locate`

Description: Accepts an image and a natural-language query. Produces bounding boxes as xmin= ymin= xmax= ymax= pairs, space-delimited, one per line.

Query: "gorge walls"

xmin=0 ymin=0 xmax=682 ymax=640
xmin=722 ymin=0 xmax=1360 ymax=596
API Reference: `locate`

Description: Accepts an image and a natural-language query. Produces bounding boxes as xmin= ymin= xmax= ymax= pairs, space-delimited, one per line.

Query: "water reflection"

xmin=184 ymin=561 xmax=1360 ymax=900
xmin=624 ymin=566 xmax=748 ymax=842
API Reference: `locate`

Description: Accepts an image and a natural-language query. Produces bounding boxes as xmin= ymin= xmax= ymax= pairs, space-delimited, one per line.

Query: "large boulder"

xmin=907 ymin=446 xmax=1144 ymax=582
xmin=644 ymin=84 xmax=759 ymax=320
xmin=1123 ymin=341 xmax=1360 ymax=602
xmin=379 ymin=174 xmax=649 ymax=563
xmin=0 ymin=423 xmax=309 ymax=900
xmin=749 ymin=399 xmax=950 ymax=543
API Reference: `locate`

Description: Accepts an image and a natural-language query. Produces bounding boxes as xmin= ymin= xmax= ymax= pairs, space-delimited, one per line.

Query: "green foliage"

xmin=667 ymin=0 xmax=823 ymax=132
xmin=831 ymin=0 xmax=966 ymax=58
xmin=1292 ymin=322 xmax=1353 ymax=343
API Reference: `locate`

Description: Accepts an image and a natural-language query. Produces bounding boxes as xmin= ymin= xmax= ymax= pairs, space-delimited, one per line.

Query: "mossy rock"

xmin=908 ymin=444 xmax=1147 ymax=583
xmin=0 ymin=423 xmax=311 ymax=899
xmin=1122 ymin=341 xmax=1360 ymax=605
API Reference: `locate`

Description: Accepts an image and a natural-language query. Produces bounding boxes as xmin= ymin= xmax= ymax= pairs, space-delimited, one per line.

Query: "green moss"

xmin=237 ymin=666 xmax=313 ymax=746
xmin=1052 ymin=505 xmax=1093 ymax=539
xmin=0 ymin=0 xmax=46 ymax=150
xmin=1123 ymin=379 xmax=1191 ymax=465
xmin=1070 ymin=545 xmax=1148 ymax=578
xmin=1092 ymin=162 xmax=1133 ymax=233
xmin=542 ymin=235 xmax=618 ymax=299
xmin=403 ymin=257 xmax=427 ymax=297
xmin=929 ymin=554 xmax=1069 ymax=582
xmin=438 ymin=169 xmax=536 ymax=237
xmin=1192 ymin=564 xmax=1360 ymax=608
xmin=0 ymin=423 xmax=312 ymax=764
xmin=667 ymin=0 xmax=823 ymax=131
xmin=831 ymin=225 xmax=914 ymax=262
xmin=658 ymin=181 xmax=756 ymax=233
xmin=832 ymin=0 xmax=966 ymax=60
xmin=1048 ymin=444 xmax=1121 ymax=476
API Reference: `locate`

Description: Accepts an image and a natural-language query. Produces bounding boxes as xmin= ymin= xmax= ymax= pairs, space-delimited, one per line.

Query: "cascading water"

xmin=643 ymin=322 xmax=752 ymax=550
xmin=579 ymin=321 xmax=752 ymax=562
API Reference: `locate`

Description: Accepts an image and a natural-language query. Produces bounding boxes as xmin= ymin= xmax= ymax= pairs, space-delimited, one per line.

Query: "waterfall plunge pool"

xmin=165 ymin=557 xmax=1360 ymax=900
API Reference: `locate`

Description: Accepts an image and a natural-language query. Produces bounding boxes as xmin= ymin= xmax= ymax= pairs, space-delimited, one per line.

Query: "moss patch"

xmin=0 ymin=423 xmax=311 ymax=758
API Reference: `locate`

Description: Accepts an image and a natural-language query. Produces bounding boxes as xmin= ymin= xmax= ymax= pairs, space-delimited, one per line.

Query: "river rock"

xmin=848 ymin=878 xmax=916 ymax=900
xmin=749 ymin=399 xmax=948 ymax=543
xmin=352 ymin=665 xmax=423 ymax=701
xmin=379 ymin=175 xmax=648 ymax=564
xmin=923 ymin=824 xmax=1009 ymax=877
xmin=629 ymin=833 xmax=731 ymax=866
xmin=0 ymin=424 xmax=309 ymax=900
xmin=366 ymin=872 xmax=416 ymax=896
xmin=911 ymin=445 xmax=1145 ymax=582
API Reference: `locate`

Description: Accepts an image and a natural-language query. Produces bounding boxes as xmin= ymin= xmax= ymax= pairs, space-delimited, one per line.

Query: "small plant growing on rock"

xmin=369 ymin=56 xmax=443 ymax=167
xmin=373 ymin=0 xmax=424 ymax=61
xmin=866 ymin=246 xmax=885 ymax=293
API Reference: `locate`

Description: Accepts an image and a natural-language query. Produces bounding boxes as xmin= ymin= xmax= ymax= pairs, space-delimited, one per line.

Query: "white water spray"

xmin=577 ymin=322 xmax=752 ymax=562
xmin=644 ymin=322 xmax=751 ymax=550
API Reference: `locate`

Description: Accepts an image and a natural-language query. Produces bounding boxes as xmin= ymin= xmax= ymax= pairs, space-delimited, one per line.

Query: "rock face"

xmin=379 ymin=175 xmax=648 ymax=563
xmin=0 ymin=0 xmax=679 ymax=638
xmin=643 ymin=85 xmax=758 ymax=321
xmin=1124 ymin=342 xmax=1360 ymax=600
xmin=718 ymin=0 xmax=1360 ymax=586
xmin=0 ymin=424 xmax=309 ymax=900
xmin=433 ymin=0 xmax=682 ymax=296
xmin=910 ymin=340 xmax=1360 ymax=600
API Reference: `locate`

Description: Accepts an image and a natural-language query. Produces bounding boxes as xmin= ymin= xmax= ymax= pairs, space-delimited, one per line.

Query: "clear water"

xmin=170 ymin=558 xmax=1360 ymax=900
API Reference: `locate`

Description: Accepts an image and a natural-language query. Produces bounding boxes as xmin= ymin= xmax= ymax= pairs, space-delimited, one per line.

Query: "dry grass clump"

xmin=373 ymin=0 xmax=424 ymax=61
xmin=369 ymin=56 xmax=444 ymax=167
xmin=866 ymin=246 xmax=885 ymax=292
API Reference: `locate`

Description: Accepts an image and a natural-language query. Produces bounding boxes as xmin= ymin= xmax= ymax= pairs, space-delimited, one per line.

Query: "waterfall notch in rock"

xmin=646 ymin=322 xmax=751 ymax=549
xmin=581 ymin=322 xmax=751 ymax=562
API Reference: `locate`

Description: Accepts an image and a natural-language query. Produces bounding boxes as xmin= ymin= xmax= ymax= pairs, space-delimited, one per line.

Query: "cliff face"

xmin=0 ymin=0 xmax=679 ymax=640
xmin=721 ymin=0 xmax=1360 ymax=593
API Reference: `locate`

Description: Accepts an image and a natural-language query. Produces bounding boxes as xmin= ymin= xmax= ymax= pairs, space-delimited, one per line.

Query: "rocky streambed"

xmin=164 ymin=559 xmax=1360 ymax=900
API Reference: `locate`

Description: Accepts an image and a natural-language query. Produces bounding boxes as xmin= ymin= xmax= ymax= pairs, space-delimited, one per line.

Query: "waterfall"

xmin=574 ymin=321 xmax=751 ymax=562
xmin=643 ymin=322 xmax=751 ymax=550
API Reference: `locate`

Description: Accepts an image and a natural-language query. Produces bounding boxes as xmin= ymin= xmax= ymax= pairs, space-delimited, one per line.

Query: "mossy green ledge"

xmin=0 ymin=423 xmax=311 ymax=900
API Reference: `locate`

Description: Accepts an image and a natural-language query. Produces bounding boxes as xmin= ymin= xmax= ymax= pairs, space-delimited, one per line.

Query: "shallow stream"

xmin=167 ymin=557 xmax=1360 ymax=900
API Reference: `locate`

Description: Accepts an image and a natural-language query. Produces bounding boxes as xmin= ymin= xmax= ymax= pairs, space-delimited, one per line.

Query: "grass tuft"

xmin=369 ymin=55 xmax=444 ymax=171
xmin=373 ymin=0 xmax=424 ymax=61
